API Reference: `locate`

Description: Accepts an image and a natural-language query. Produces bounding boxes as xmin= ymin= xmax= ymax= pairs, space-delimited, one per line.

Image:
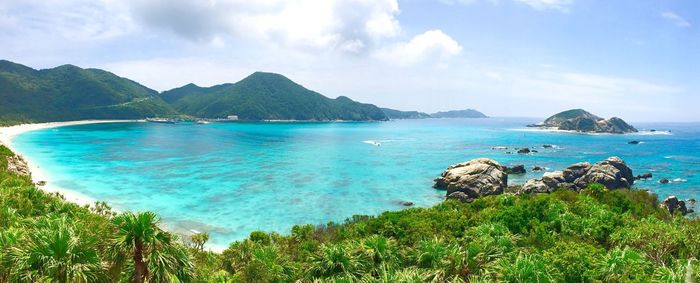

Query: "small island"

xmin=528 ymin=109 xmax=637 ymax=134
xmin=430 ymin=109 xmax=488 ymax=118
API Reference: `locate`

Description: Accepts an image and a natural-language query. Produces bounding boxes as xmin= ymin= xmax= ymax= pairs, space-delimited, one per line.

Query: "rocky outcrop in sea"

xmin=663 ymin=196 xmax=694 ymax=216
xmin=434 ymin=156 xmax=635 ymax=202
xmin=528 ymin=109 xmax=637 ymax=134
xmin=519 ymin=157 xmax=634 ymax=194
xmin=433 ymin=158 xmax=508 ymax=203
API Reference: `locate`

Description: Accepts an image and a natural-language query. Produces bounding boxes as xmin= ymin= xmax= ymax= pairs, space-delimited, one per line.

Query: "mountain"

xmin=160 ymin=72 xmax=387 ymax=121
xmin=529 ymin=109 xmax=637 ymax=134
xmin=381 ymin=108 xmax=430 ymax=119
xmin=0 ymin=60 xmax=176 ymax=123
xmin=430 ymin=109 xmax=488 ymax=118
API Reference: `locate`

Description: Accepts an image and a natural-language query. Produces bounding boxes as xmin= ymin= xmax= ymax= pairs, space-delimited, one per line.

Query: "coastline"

xmin=511 ymin=127 xmax=672 ymax=136
xmin=0 ymin=120 xmax=140 ymax=206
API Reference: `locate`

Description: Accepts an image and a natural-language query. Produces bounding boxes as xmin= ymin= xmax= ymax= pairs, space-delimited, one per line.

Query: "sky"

xmin=0 ymin=0 xmax=698 ymax=121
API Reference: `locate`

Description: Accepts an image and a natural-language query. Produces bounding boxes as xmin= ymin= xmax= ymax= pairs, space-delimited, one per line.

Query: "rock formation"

xmin=433 ymin=158 xmax=508 ymax=203
xmin=528 ymin=109 xmax=637 ymax=134
xmin=6 ymin=155 xmax=29 ymax=176
xmin=663 ymin=196 xmax=693 ymax=216
xmin=435 ymin=157 xmax=635 ymax=201
xmin=635 ymin=173 xmax=652 ymax=180
xmin=518 ymin=157 xmax=634 ymax=194
xmin=505 ymin=165 xmax=526 ymax=175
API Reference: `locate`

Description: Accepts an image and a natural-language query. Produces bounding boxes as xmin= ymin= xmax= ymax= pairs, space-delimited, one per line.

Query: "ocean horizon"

xmin=11 ymin=118 xmax=700 ymax=250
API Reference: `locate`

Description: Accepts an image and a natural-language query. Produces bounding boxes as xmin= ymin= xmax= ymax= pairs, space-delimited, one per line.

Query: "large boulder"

xmin=574 ymin=157 xmax=634 ymax=189
xmin=517 ymin=157 xmax=633 ymax=195
xmin=663 ymin=196 xmax=693 ymax=216
xmin=505 ymin=165 xmax=526 ymax=175
xmin=434 ymin=158 xmax=508 ymax=202
xmin=6 ymin=155 xmax=29 ymax=176
xmin=562 ymin=162 xmax=592 ymax=182
xmin=519 ymin=179 xmax=554 ymax=194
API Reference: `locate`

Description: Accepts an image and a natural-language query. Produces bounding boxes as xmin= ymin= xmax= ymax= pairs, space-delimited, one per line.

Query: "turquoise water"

xmin=12 ymin=118 xmax=700 ymax=249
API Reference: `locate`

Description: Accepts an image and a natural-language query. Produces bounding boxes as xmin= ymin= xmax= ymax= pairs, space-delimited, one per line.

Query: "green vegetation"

xmin=0 ymin=60 xmax=391 ymax=124
xmin=430 ymin=109 xmax=488 ymax=118
xmin=0 ymin=145 xmax=192 ymax=282
xmin=159 ymin=72 xmax=388 ymax=121
xmin=1 ymin=143 xmax=699 ymax=282
xmin=0 ymin=60 xmax=177 ymax=123
xmin=544 ymin=109 xmax=602 ymax=124
xmin=381 ymin=108 xmax=431 ymax=120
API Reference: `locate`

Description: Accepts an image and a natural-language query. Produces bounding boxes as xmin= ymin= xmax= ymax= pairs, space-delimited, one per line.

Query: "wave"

xmin=632 ymin=130 xmax=672 ymax=136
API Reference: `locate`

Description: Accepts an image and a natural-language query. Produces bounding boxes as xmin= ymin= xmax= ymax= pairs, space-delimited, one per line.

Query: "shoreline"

xmin=511 ymin=127 xmax=672 ymax=136
xmin=0 ymin=119 xmax=225 ymax=252
xmin=0 ymin=120 xmax=140 ymax=206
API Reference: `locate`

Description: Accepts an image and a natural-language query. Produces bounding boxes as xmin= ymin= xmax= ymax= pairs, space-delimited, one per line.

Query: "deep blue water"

xmin=12 ymin=118 xmax=700 ymax=249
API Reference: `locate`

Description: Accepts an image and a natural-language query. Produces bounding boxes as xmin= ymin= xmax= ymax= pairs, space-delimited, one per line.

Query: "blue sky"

xmin=0 ymin=0 xmax=697 ymax=121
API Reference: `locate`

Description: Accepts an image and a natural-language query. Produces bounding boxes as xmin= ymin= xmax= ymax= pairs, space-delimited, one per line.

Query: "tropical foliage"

xmin=1 ymin=143 xmax=699 ymax=282
xmin=0 ymin=145 xmax=192 ymax=282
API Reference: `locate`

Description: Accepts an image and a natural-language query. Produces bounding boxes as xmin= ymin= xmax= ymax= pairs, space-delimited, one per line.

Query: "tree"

xmin=191 ymin=232 xmax=209 ymax=251
xmin=7 ymin=217 xmax=105 ymax=282
xmin=90 ymin=201 xmax=115 ymax=218
xmin=110 ymin=211 xmax=193 ymax=283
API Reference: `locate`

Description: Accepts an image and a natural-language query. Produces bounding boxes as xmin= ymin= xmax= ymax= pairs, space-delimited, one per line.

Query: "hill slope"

xmin=0 ymin=60 xmax=176 ymax=123
xmin=160 ymin=72 xmax=388 ymax=121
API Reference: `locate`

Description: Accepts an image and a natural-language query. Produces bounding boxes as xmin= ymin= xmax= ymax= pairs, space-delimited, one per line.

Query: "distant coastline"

xmin=0 ymin=120 xmax=139 ymax=206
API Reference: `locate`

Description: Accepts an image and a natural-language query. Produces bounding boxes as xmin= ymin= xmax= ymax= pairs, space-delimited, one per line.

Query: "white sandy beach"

xmin=0 ymin=120 xmax=140 ymax=206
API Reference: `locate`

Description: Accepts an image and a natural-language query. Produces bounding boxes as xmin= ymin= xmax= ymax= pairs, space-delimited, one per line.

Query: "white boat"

xmin=196 ymin=120 xmax=210 ymax=124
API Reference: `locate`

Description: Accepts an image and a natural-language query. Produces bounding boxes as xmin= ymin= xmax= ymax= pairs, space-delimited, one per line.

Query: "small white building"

xmin=226 ymin=115 xmax=239 ymax=121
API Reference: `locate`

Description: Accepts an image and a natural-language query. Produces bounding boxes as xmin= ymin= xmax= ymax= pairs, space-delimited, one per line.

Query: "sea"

xmin=12 ymin=118 xmax=700 ymax=250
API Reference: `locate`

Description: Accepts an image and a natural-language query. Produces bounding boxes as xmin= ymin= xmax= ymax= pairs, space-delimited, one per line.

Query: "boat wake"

xmin=363 ymin=140 xmax=382 ymax=147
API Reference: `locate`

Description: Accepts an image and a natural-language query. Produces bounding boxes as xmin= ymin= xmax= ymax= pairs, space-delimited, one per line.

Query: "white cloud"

xmin=374 ymin=30 xmax=462 ymax=66
xmin=513 ymin=0 xmax=573 ymax=12
xmin=0 ymin=0 xmax=133 ymax=41
xmin=128 ymin=0 xmax=402 ymax=53
xmin=661 ymin=11 xmax=691 ymax=28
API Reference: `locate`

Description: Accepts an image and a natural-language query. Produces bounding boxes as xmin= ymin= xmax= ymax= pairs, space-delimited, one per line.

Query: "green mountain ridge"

xmin=0 ymin=60 xmax=495 ymax=123
xmin=0 ymin=60 xmax=177 ymax=123
xmin=159 ymin=71 xmax=388 ymax=121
